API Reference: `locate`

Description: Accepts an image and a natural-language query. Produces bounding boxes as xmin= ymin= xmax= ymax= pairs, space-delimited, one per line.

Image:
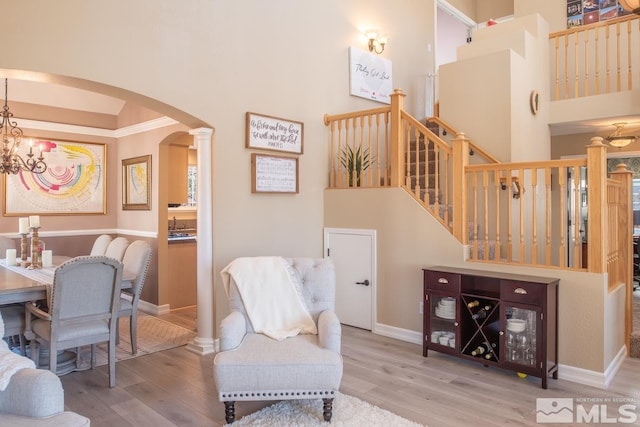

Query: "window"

xmin=187 ymin=165 xmax=197 ymax=206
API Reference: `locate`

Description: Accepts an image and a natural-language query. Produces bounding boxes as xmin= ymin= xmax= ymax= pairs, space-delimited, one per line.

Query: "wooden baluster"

xmin=329 ymin=120 xmax=336 ymax=188
xmin=545 ymin=167 xmax=552 ymax=266
xmin=626 ymin=20 xmax=632 ymax=91
xmin=507 ymin=169 xmax=513 ymax=262
xmin=494 ymin=170 xmax=502 ymax=261
xmin=405 ymin=120 xmax=411 ymax=188
xmin=616 ymin=22 xmax=621 ymax=92
xmin=606 ymin=25 xmax=611 ymax=93
xmin=482 ymin=171 xmax=489 ymax=261
xmin=441 ymin=148 xmax=449 ymax=226
xmin=564 ymin=34 xmax=570 ymax=99
xmin=558 ymin=167 xmax=567 ymax=267
xmin=414 ymin=127 xmax=421 ymax=199
xmin=337 ymin=120 xmax=344 ymax=188
xmin=572 ymin=165 xmax=582 ymax=268
xmin=574 ymin=32 xmax=579 ymax=98
xmin=434 ymin=141 xmax=441 ymax=217
xmin=594 ymin=28 xmax=600 ymax=95
xmin=472 ymin=172 xmax=479 ymax=260
xmin=518 ymin=169 xmax=525 ymax=264
xmin=531 ymin=169 xmax=538 ymax=265
xmin=554 ymin=36 xmax=560 ymax=100
xmin=584 ymin=28 xmax=589 ymax=97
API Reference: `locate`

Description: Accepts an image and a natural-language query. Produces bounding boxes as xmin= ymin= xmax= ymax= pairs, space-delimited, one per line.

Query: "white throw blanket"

xmin=221 ymin=256 xmax=317 ymax=340
xmin=0 ymin=311 xmax=36 ymax=391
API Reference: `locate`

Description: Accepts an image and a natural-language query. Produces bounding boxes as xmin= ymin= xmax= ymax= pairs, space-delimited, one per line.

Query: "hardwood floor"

xmin=59 ymin=308 xmax=640 ymax=426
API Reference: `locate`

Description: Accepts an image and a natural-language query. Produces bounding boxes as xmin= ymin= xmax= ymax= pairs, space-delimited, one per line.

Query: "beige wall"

xmin=0 ymin=0 xmax=436 ymax=323
xmin=440 ymin=14 xmax=550 ymax=162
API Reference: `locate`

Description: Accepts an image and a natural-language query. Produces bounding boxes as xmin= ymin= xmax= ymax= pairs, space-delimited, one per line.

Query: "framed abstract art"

xmin=3 ymin=139 xmax=106 ymax=216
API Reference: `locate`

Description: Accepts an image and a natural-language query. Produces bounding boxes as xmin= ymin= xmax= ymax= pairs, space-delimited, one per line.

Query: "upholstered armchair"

xmin=0 ymin=311 xmax=90 ymax=426
xmin=213 ymin=257 xmax=343 ymax=424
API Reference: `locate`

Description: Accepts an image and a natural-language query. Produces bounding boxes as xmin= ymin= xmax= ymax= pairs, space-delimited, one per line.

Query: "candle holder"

xmin=19 ymin=233 xmax=29 ymax=267
xmin=28 ymin=227 xmax=42 ymax=270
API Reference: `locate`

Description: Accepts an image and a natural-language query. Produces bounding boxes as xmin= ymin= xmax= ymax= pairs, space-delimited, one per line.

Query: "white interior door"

xmin=324 ymin=228 xmax=376 ymax=330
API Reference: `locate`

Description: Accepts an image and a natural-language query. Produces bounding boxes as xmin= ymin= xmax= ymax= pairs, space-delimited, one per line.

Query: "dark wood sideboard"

xmin=423 ymin=266 xmax=559 ymax=389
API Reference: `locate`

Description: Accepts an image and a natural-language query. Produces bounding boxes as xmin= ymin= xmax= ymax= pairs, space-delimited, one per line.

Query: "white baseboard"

xmin=558 ymin=345 xmax=626 ymax=389
xmin=374 ymin=323 xmax=422 ymax=345
xmin=373 ymin=323 xmax=627 ymax=389
xmin=137 ymin=299 xmax=171 ymax=316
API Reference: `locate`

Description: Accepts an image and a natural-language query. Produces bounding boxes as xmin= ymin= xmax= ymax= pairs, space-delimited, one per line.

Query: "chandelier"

xmin=0 ymin=79 xmax=47 ymax=174
xmin=605 ymin=122 xmax=639 ymax=148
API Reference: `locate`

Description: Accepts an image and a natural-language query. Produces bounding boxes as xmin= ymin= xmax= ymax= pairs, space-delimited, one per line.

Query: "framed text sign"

xmin=245 ymin=112 xmax=304 ymax=154
xmin=4 ymin=139 xmax=106 ymax=216
xmin=349 ymin=46 xmax=393 ymax=104
xmin=251 ymin=153 xmax=298 ymax=194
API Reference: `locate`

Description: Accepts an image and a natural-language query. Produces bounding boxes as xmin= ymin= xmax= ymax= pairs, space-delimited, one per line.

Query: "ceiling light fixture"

xmin=606 ymin=122 xmax=639 ymax=148
xmin=0 ymin=79 xmax=47 ymax=175
xmin=365 ymin=30 xmax=388 ymax=54
xmin=619 ymin=0 xmax=640 ymax=15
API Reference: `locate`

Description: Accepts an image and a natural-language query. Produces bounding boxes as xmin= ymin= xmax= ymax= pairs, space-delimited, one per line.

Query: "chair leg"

xmin=108 ymin=339 xmax=116 ymax=388
xmin=49 ymin=344 xmax=57 ymax=376
xmin=322 ymin=398 xmax=333 ymax=422
xmin=224 ymin=401 xmax=235 ymax=424
xmin=90 ymin=344 xmax=97 ymax=369
xmin=30 ymin=339 xmax=39 ymax=367
xmin=18 ymin=334 xmax=26 ymax=356
xmin=130 ymin=312 xmax=137 ymax=355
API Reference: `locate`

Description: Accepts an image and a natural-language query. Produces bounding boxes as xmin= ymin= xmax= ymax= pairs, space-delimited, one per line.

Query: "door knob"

xmin=355 ymin=279 xmax=370 ymax=286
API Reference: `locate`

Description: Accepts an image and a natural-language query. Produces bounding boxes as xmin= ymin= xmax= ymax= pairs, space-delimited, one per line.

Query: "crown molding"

xmin=17 ymin=116 xmax=179 ymax=139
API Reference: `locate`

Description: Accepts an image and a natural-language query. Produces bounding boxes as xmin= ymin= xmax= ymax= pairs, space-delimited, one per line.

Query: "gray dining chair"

xmin=0 ymin=305 xmax=26 ymax=355
xmin=24 ymin=256 xmax=123 ymax=388
xmin=117 ymin=240 xmax=153 ymax=355
xmin=104 ymin=237 xmax=129 ymax=261
xmin=90 ymin=234 xmax=113 ymax=256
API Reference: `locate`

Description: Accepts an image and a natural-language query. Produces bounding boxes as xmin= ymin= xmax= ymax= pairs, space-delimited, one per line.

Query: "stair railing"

xmin=324 ymin=93 xmax=632 ymax=278
xmin=549 ymin=14 xmax=639 ymax=100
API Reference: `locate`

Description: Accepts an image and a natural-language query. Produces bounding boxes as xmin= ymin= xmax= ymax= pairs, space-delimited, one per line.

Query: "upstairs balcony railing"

xmin=324 ymin=90 xmax=632 ymax=293
xmin=549 ymin=14 xmax=639 ymax=100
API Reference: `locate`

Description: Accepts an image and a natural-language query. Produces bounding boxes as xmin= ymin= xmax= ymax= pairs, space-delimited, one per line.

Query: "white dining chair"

xmin=90 ymin=234 xmax=113 ymax=256
xmin=117 ymin=240 xmax=153 ymax=355
xmin=104 ymin=237 xmax=129 ymax=261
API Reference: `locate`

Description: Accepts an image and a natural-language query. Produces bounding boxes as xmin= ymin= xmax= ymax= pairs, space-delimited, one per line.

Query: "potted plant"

xmin=340 ymin=145 xmax=372 ymax=187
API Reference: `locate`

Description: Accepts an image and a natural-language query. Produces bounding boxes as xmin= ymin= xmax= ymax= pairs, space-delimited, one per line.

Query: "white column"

xmin=186 ymin=127 xmax=216 ymax=355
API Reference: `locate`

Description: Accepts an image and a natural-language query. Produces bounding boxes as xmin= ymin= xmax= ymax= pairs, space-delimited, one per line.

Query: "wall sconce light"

xmin=605 ymin=122 xmax=638 ymax=148
xmin=619 ymin=0 xmax=640 ymax=15
xmin=365 ymin=30 xmax=388 ymax=54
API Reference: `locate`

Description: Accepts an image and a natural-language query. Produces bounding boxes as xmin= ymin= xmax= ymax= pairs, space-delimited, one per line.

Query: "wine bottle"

xmin=467 ymin=300 xmax=480 ymax=308
xmin=472 ymin=308 xmax=487 ymax=320
xmin=471 ymin=342 xmax=490 ymax=356
xmin=483 ymin=302 xmax=494 ymax=312
xmin=484 ymin=353 xmax=493 ymax=360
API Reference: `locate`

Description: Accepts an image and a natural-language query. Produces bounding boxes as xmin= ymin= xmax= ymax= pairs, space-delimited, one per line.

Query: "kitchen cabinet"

xmin=168 ymin=144 xmax=188 ymax=206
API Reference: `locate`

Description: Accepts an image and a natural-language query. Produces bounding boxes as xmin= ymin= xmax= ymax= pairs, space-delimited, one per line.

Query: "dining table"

xmin=0 ymin=256 xmax=134 ymax=305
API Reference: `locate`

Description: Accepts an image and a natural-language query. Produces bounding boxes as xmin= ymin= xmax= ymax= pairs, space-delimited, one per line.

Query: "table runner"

xmin=0 ymin=259 xmax=55 ymax=285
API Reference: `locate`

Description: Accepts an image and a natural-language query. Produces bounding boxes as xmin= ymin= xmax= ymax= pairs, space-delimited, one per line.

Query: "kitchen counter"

xmin=168 ymin=229 xmax=197 ymax=243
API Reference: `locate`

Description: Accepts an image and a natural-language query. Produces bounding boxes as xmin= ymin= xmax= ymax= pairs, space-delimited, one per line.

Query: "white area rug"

xmin=229 ymin=392 xmax=425 ymax=427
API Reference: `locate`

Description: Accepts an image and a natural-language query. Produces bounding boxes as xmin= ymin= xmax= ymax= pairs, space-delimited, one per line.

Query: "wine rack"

xmin=423 ymin=266 xmax=559 ymax=389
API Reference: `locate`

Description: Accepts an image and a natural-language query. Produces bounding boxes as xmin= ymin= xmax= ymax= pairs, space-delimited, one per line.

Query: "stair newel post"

xmin=609 ymin=162 xmax=633 ymax=348
xmin=452 ymin=132 xmax=470 ymax=245
xmin=389 ymin=88 xmax=406 ymax=187
xmin=586 ymin=136 xmax=607 ymax=273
